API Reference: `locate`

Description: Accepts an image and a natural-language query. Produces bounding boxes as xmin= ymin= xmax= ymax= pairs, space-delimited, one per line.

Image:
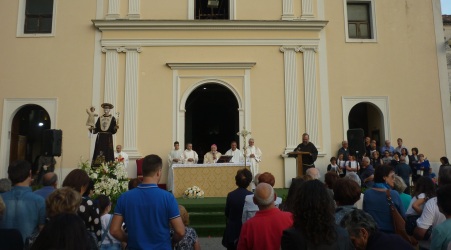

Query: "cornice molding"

xmin=101 ymin=39 xmax=320 ymax=47
xmin=92 ymin=20 xmax=328 ymax=31
xmin=166 ymin=62 xmax=256 ymax=70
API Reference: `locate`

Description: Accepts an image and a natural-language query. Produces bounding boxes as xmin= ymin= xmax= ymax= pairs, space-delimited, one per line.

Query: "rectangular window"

xmin=347 ymin=3 xmax=370 ymax=39
xmin=195 ymin=0 xmax=229 ymax=20
xmin=344 ymin=0 xmax=377 ymax=42
xmin=24 ymin=0 xmax=54 ymax=34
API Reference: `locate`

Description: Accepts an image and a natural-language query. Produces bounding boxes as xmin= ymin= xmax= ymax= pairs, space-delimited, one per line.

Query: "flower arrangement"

xmin=79 ymin=158 xmax=129 ymax=204
xmin=183 ymin=186 xmax=205 ymax=199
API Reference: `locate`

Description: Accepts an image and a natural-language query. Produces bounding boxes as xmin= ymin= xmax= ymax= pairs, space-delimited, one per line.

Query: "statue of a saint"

xmin=90 ymin=103 xmax=118 ymax=166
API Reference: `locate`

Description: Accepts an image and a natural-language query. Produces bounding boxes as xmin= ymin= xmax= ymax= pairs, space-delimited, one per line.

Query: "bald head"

xmin=306 ymin=168 xmax=320 ymax=180
xmin=253 ymin=183 xmax=275 ymax=209
xmin=42 ymin=172 xmax=58 ymax=187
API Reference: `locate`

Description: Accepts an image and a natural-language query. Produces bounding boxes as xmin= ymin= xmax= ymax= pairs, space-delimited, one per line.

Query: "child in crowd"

xmin=172 ymin=205 xmax=200 ymax=250
xmin=97 ymin=195 xmax=122 ymax=250
xmin=337 ymin=153 xmax=346 ymax=177
xmin=327 ymin=157 xmax=341 ymax=175
xmin=431 ymin=184 xmax=451 ymax=249
xmin=346 ymin=155 xmax=359 ymax=175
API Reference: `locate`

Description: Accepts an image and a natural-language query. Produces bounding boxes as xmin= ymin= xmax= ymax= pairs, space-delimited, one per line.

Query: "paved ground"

xmin=199 ymin=237 xmax=225 ymax=250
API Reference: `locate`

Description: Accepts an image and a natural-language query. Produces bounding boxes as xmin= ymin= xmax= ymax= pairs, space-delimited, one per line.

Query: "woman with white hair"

xmin=340 ymin=209 xmax=414 ymax=250
xmin=393 ymin=175 xmax=411 ymax=213
xmin=344 ymin=173 xmax=363 ymax=209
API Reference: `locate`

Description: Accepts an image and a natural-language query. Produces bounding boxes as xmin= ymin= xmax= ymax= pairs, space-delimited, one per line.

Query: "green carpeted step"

xmin=192 ymin=224 xmax=226 ymax=237
xmin=189 ymin=212 xmax=225 ymax=226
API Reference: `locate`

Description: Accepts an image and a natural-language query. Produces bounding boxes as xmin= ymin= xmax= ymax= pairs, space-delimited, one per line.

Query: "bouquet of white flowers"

xmin=79 ymin=158 xmax=129 ymax=204
xmin=183 ymin=186 xmax=205 ymax=199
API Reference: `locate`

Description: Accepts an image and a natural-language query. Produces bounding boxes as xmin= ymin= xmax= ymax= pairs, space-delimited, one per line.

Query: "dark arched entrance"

xmin=185 ymin=83 xmax=239 ymax=162
xmin=10 ymin=105 xmax=51 ymax=173
xmin=348 ymin=102 xmax=384 ymax=146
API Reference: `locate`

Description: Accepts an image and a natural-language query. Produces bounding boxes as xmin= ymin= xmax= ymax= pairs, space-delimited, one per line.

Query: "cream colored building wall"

xmin=326 ymin=0 xmax=446 ymax=161
xmin=0 ymin=0 xmax=98 ymax=177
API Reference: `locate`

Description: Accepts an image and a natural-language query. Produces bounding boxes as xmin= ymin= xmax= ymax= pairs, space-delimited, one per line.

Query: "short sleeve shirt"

xmin=115 ymin=183 xmax=180 ymax=250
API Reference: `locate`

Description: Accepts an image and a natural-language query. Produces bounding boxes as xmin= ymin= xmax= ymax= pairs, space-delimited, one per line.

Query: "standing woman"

xmin=410 ymin=148 xmax=420 ymax=183
xmin=281 ymin=180 xmax=353 ymax=249
xmin=363 ymin=165 xmax=405 ymax=233
xmin=62 ymin=169 xmax=102 ymax=243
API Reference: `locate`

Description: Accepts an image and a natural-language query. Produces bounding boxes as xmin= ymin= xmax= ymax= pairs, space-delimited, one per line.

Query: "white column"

xmin=123 ymin=47 xmax=141 ymax=157
xmin=188 ymin=0 xmax=195 ymax=20
xmin=280 ymin=46 xmax=300 ymax=153
xmin=102 ymin=47 xmax=123 ymax=105
xmin=301 ymin=0 xmax=314 ymax=19
xmin=106 ymin=0 xmax=120 ymax=19
xmin=282 ymin=0 xmax=295 ymax=20
xmin=299 ymin=45 xmax=319 ymax=147
xmin=244 ymin=69 xmax=251 ymax=130
xmin=128 ymin=0 xmax=140 ymax=19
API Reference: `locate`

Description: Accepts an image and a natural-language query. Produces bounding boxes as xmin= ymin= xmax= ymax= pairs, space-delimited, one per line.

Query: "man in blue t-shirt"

xmin=0 ymin=160 xmax=46 ymax=243
xmin=110 ymin=154 xmax=185 ymax=250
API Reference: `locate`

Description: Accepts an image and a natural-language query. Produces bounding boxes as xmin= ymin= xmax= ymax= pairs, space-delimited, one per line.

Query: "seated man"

xmin=242 ymin=172 xmax=282 ymax=223
xmin=203 ymin=144 xmax=222 ymax=164
xmin=225 ymin=141 xmax=244 ymax=163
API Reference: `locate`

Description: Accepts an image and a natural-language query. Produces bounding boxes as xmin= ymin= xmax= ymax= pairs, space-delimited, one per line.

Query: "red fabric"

xmin=237 ymin=208 xmax=293 ymax=250
xmin=136 ymin=158 xmax=144 ymax=176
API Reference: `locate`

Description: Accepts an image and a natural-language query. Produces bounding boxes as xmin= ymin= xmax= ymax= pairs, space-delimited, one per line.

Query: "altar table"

xmin=172 ymin=163 xmax=248 ymax=198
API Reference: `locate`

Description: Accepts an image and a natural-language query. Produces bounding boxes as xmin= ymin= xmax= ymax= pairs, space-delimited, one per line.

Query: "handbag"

xmin=385 ymin=190 xmax=418 ymax=246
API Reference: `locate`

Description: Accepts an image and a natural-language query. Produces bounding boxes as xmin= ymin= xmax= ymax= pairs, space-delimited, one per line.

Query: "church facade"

xmin=1 ymin=0 xmax=450 ymax=187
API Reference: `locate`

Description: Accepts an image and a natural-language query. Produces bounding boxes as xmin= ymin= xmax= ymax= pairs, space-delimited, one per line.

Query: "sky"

xmin=442 ymin=0 xmax=451 ymax=14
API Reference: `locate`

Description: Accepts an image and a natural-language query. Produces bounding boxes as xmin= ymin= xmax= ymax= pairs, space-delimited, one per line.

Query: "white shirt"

xmin=406 ymin=193 xmax=426 ymax=215
xmin=100 ymin=214 xmax=121 ymax=245
xmin=416 ymin=197 xmax=446 ymax=249
xmin=181 ymin=149 xmax=198 ymax=164
xmin=225 ymin=148 xmax=244 ymax=163
xmin=114 ymin=151 xmax=129 ymax=168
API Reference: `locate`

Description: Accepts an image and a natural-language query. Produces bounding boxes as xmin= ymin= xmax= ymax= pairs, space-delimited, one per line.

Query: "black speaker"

xmin=347 ymin=128 xmax=365 ymax=157
xmin=42 ymin=129 xmax=62 ymax=157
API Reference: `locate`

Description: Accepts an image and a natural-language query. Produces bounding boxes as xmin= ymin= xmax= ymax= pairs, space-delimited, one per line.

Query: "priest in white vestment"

xmin=114 ymin=145 xmax=129 ymax=168
xmin=167 ymin=141 xmax=183 ymax=191
xmin=204 ymin=144 xmax=222 ymax=164
xmin=244 ymin=138 xmax=262 ymax=188
xmin=225 ymin=141 xmax=244 ymax=163
xmin=181 ymin=143 xmax=199 ymax=164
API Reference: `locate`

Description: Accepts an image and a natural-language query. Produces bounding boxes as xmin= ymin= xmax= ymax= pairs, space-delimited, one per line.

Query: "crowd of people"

xmin=1 ymin=135 xmax=451 ymax=250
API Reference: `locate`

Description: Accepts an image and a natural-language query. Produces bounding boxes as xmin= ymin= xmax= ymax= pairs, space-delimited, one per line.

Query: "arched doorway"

xmin=10 ymin=105 xmax=51 ymax=173
xmin=348 ymin=102 xmax=384 ymax=146
xmin=185 ymin=83 xmax=239 ymax=162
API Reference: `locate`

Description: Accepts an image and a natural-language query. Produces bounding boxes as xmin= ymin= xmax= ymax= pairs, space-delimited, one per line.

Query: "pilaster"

xmin=128 ymin=0 xmax=140 ymax=19
xmin=299 ymin=45 xmax=319 ymax=147
xmin=280 ymin=46 xmax=301 ymax=153
xmin=102 ymin=47 xmax=124 ymax=105
xmin=282 ymin=0 xmax=295 ymax=20
xmin=301 ymin=0 xmax=314 ymax=19
xmin=106 ymin=0 xmax=120 ymax=19
xmin=123 ymin=47 xmax=142 ymax=158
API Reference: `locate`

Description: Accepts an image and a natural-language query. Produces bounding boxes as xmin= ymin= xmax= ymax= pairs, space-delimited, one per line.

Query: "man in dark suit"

xmin=222 ymin=168 xmax=253 ymax=250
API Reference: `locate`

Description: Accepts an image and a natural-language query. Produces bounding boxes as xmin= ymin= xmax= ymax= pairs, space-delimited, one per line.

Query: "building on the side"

xmin=0 ymin=0 xmax=450 ymax=188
